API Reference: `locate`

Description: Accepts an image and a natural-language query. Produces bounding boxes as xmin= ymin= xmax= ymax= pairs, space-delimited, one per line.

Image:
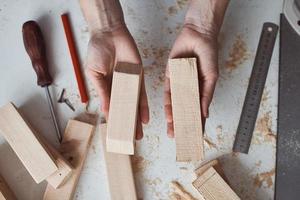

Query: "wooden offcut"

xmin=107 ymin=62 xmax=142 ymax=155
xmin=0 ymin=174 xmax=16 ymax=200
xmin=43 ymin=120 xmax=94 ymax=200
xmin=0 ymin=103 xmax=58 ymax=183
xmin=45 ymin=142 xmax=73 ymax=189
xmin=195 ymin=159 xmax=229 ymax=183
xmin=100 ymin=124 xmax=137 ymax=200
xmin=193 ymin=167 xmax=240 ymax=200
xmin=169 ymin=58 xmax=204 ymax=161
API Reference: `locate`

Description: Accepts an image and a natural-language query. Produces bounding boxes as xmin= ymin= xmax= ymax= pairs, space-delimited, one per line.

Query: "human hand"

xmin=164 ymin=24 xmax=219 ymax=138
xmin=86 ymin=25 xmax=149 ymax=139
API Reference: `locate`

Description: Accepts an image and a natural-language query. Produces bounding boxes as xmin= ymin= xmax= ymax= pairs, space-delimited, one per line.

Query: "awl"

xmin=22 ymin=21 xmax=62 ymax=142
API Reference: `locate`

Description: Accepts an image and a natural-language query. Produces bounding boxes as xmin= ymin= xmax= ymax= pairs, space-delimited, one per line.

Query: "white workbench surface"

xmin=0 ymin=0 xmax=282 ymax=199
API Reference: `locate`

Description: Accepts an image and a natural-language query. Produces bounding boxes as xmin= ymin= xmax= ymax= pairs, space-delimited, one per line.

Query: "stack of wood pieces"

xmin=0 ymin=102 xmax=96 ymax=200
xmin=192 ymin=160 xmax=240 ymax=200
xmin=168 ymin=58 xmax=204 ymax=162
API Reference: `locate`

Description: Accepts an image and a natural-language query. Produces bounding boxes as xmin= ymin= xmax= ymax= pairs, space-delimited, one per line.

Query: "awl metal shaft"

xmin=45 ymin=87 xmax=62 ymax=141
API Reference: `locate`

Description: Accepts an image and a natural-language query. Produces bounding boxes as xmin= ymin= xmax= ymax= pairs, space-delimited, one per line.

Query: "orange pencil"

xmin=61 ymin=13 xmax=89 ymax=103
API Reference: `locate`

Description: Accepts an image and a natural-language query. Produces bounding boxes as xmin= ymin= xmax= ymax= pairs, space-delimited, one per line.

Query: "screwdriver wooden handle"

xmin=22 ymin=21 xmax=52 ymax=87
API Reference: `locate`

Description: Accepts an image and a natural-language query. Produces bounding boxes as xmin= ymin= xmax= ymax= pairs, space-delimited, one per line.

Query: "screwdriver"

xmin=22 ymin=21 xmax=62 ymax=142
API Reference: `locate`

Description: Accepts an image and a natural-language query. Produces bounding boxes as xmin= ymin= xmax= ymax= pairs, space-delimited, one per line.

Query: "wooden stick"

xmin=43 ymin=120 xmax=95 ymax=200
xmin=61 ymin=13 xmax=89 ymax=103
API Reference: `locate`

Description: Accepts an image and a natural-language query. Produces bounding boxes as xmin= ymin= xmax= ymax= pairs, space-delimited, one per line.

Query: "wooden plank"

xmin=193 ymin=167 xmax=240 ymax=200
xmin=100 ymin=124 xmax=137 ymax=200
xmin=0 ymin=102 xmax=58 ymax=183
xmin=169 ymin=58 xmax=204 ymax=161
xmin=43 ymin=120 xmax=94 ymax=200
xmin=107 ymin=62 xmax=142 ymax=155
xmin=0 ymin=174 xmax=16 ymax=200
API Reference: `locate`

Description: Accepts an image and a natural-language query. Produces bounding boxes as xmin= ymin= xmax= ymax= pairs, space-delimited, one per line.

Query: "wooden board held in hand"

xmin=107 ymin=62 xmax=142 ymax=155
xmin=100 ymin=124 xmax=137 ymax=200
xmin=0 ymin=174 xmax=16 ymax=200
xmin=193 ymin=167 xmax=240 ymax=200
xmin=169 ymin=58 xmax=204 ymax=161
xmin=43 ymin=120 xmax=94 ymax=200
xmin=0 ymin=102 xmax=58 ymax=183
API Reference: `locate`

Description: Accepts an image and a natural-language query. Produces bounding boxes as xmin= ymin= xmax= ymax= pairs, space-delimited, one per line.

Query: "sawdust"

xmin=225 ymin=34 xmax=249 ymax=71
xmin=254 ymin=168 xmax=275 ymax=188
xmin=176 ymin=0 xmax=189 ymax=9
xmin=254 ymin=112 xmax=276 ymax=144
xmin=255 ymin=160 xmax=262 ymax=167
xmin=143 ymin=177 xmax=163 ymax=199
xmin=132 ymin=155 xmax=151 ymax=173
xmin=168 ymin=6 xmax=178 ymax=15
xmin=204 ymin=136 xmax=217 ymax=150
xmin=91 ymin=145 xmax=96 ymax=154
xmin=261 ymin=89 xmax=270 ymax=107
xmin=216 ymin=125 xmax=223 ymax=143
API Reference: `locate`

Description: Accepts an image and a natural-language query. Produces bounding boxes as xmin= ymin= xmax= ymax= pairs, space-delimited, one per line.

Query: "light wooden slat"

xmin=169 ymin=58 xmax=204 ymax=161
xmin=43 ymin=120 xmax=94 ymax=200
xmin=107 ymin=62 xmax=142 ymax=155
xmin=100 ymin=123 xmax=137 ymax=200
xmin=0 ymin=103 xmax=58 ymax=183
xmin=193 ymin=167 xmax=240 ymax=200
xmin=0 ymin=174 xmax=16 ymax=200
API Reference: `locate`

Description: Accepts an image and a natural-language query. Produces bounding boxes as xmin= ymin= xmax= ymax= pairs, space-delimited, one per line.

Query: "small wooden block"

xmin=45 ymin=142 xmax=73 ymax=189
xmin=107 ymin=62 xmax=142 ymax=155
xmin=43 ymin=120 xmax=94 ymax=200
xmin=0 ymin=174 xmax=16 ymax=200
xmin=0 ymin=103 xmax=58 ymax=183
xmin=169 ymin=58 xmax=204 ymax=161
xmin=100 ymin=124 xmax=137 ymax=200
xmin=195 ymin=159 xmax=229 ymax=183
xmin=193 ymin=167 xmax=240 ymax=200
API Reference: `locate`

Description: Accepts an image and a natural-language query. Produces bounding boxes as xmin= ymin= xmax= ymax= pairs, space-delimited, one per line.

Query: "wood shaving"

xmin=169 ymin=181 xmax=197 ymax=200
xmin=225 ymin=34 xmax=249 ymax=71
xmin=254 ymin=168 xmax=275 ymax=188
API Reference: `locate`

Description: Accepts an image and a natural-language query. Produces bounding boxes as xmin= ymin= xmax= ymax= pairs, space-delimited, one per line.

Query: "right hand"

xmin=86 ymin=25 xmax=149 ymax=139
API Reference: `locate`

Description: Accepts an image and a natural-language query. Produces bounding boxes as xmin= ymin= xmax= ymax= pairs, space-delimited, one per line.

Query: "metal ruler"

xmin=233 ymin=23 xmax=278 ymax=153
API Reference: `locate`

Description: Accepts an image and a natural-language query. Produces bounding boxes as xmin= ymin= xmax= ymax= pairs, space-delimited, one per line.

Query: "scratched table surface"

xmin=0 ymin=0 xmax=282 ymax=199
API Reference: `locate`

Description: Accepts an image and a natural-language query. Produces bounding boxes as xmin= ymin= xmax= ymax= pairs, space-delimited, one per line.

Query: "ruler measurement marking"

xmin=233 ymin=23 xmax=278 ymax=153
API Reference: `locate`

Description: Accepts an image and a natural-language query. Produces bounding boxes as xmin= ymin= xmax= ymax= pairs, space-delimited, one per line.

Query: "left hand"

xmin=164 ymin=24 xmax=219 ymax=137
